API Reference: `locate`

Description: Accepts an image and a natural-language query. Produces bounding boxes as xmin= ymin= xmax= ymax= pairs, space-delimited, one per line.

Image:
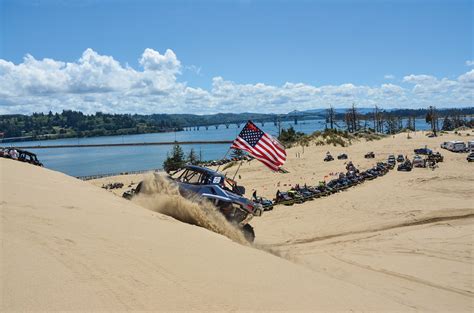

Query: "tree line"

xmin=0 ymin=110 xmax=275 ymax=140
xmin=327 ymin=105 xmax=474 ymax=135
xmin=1 ymin=107 xmax=472 ymax=141
xmin=0 ymin=110 xmax=184 ymax=140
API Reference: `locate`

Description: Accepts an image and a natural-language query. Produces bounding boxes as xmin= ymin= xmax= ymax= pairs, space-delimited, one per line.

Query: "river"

xmin=2 ymin=118 xmax=431 ymax=177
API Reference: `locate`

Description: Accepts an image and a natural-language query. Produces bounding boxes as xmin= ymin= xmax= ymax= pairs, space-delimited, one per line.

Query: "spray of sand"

xmin=131 ymin=173 xmax=305 ymax=264
xmin=132 ymin=173 xmax=248 ymax=245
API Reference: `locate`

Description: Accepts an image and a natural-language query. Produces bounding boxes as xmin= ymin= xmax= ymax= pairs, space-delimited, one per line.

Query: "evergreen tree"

xmin=278 ymin=126 xmax=304 ymax=144
xmin=163 ymin=144 xmax=186 ymax=173
xmin=442 ymin=116 xmax=454 ymax=131
xmin=187 ymin=148 xmax=199 ymax=165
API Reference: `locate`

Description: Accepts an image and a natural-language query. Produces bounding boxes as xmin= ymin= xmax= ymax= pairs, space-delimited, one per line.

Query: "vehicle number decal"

xmin=212 ymin=177 xmax=221 ymax=184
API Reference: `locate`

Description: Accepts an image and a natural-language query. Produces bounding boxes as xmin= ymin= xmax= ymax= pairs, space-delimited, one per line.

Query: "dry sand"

xmin=2 ymin=130 xmax=474 ymax=312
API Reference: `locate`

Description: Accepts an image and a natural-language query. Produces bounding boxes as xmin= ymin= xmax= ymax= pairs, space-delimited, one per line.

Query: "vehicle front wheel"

xmin=242 ymin=224 xmax=255 ymax=243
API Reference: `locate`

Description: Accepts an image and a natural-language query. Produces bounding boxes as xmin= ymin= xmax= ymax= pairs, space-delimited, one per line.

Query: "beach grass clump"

xmin=353 ymin=130 xmax=386 ymax=141
xmin=300 ymin=129 xmax=354 ymax=147
xmin=300 ymin=128 xmax=387 ymax=147
xmin=325 ymin=136 xmax=347 ymax=147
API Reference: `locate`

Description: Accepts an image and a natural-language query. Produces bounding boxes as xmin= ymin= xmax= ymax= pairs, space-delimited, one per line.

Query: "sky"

xmin=0 ymin=0 xmax=472 ymax=115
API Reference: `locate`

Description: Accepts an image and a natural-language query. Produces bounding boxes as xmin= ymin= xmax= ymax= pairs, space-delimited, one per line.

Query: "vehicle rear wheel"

xmin=242 ymin=224 xmax=255 ymax=243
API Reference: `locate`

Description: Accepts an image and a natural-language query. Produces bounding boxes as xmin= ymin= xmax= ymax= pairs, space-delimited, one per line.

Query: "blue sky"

xmin=0 ymin=0 xmax=472 ymax=114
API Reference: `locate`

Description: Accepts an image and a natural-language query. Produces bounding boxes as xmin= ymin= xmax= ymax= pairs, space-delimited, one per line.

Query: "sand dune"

xmin=2 ymin=130 xmax=473 ymax=311
xmin=1 ymin=157 xmax=418 ymax=312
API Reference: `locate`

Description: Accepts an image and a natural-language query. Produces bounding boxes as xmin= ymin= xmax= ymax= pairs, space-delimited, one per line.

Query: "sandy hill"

xmin=0 ymin=157 xmax=425 ymax=312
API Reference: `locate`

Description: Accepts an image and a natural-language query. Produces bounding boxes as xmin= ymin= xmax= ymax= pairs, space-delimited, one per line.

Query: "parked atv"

xmin=427 ymin=152 xmax=444 ymax=163
xmin=292 ymin=186 xmax=314 ymax=201
xmin=123 ymin=165 xmax=262 ymax=242
xmin=253 ymin=196 xmax=274 ymax=211
xmin=324 ymin=154 xmax=334 ymax=162
xmin=337 ymin=153 xmax=348 ymax=160
xmin=365 ymin=152 xmax=375 ymax=159
xmin=274 ymin=191 xmax=295 ymax=206
xmin=287 ymin=190 xmax=305 ymax=203
xmin=467 ymin=153 xmax=474 ymax=162
xmin=315 ymin=183 xmax=333 ymax=196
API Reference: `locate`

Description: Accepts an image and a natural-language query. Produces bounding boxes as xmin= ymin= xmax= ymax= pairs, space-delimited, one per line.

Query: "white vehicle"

xmin=440 ymin=142 xmax=449 ymax=149
xmin=468 ymin=140 xmax=474 ymax=151
xmin=445 ymin=141 xmax=466 ymax=152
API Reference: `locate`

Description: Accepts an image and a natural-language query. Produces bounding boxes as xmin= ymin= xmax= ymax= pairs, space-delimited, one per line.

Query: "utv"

xmin=123 ymin=165 xmax=262 ymax=242
xmin=324 ymin=154 xmax=334 ymax=162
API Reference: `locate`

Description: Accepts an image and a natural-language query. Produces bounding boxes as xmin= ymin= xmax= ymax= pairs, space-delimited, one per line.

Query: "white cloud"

xmin=0 ymin=48 xmax=472 ymax=115
xmin=458 ymin=69 xmax=474 ymax=84
xmin=384 ymin=74 xmax=395 ymax=79
xmin=139 ymin=48 xmax=181 ymax=74
xmin=466 ymin=60 xmax=474 ymax=66
xmin=380 ymin=83 xmax=404 ymax=95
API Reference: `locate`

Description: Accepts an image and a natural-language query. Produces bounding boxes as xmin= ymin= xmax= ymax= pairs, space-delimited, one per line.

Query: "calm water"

xmin=2 ymin=118 xmax=431 ymax=177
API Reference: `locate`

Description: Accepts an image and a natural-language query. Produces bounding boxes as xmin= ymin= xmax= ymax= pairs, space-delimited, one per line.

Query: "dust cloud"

xmin=133 ymin=173 xmax=248 ymax=245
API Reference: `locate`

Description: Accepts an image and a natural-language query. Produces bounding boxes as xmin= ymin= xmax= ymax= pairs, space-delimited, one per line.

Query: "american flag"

xmin=231 ymin=121 xmax=286 ymax=171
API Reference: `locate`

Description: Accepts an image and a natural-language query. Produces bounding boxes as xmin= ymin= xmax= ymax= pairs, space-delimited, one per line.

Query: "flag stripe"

xmin=253 ymin=144 xmax=284 ymax=166
xmin=262 ymin=134 xmax=286 ymax=158
xmin=257 ymin=138 xmax=285 ymax=164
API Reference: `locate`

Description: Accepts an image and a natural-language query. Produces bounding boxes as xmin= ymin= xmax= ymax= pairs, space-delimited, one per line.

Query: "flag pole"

xmin=216 ymin=121 xmax=245 ymax=172
xmin=231 ymin=160 xmax=243 ymax=180
xmin=216 ymin=148 xmax=231 ymax=172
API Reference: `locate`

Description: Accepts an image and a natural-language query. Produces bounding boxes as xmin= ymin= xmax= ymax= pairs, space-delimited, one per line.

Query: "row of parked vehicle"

xmin=101 ymin=182 xmax=124 ymax=190
xmin=265 ymin=161 xmax=393 ymax=207
xmin=261 ymin=148 xmax=449 ymax=208
xmin=323 ymin=152 xmax=375 ymax=162
xmin=396 ymin=149 xmax=445 ymax=171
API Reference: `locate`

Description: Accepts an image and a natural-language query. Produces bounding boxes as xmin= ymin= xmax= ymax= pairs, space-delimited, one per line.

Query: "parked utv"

xmin=414 ymin=147 xmax=432 ymax=155
xmin=365 ymin=152 xmax=375 ymax=159
xmin=427 ymin=152 xmax=444 ymax=163
xmin=337 ymin=153 xmax=348 ymax=160
xmin=324 ymin=154 xmax=334 ymax=162
xmin=398 ymin=160 xmax=413 ymax=172
xmin=274 ymin=191 xmax=296 ymax=206
xmin=467 ymin=153 xmax=474 ymax=162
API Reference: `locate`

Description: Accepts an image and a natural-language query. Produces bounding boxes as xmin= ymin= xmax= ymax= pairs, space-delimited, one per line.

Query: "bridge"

xmin=182 ymin=113 xmax=324 ymax=131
